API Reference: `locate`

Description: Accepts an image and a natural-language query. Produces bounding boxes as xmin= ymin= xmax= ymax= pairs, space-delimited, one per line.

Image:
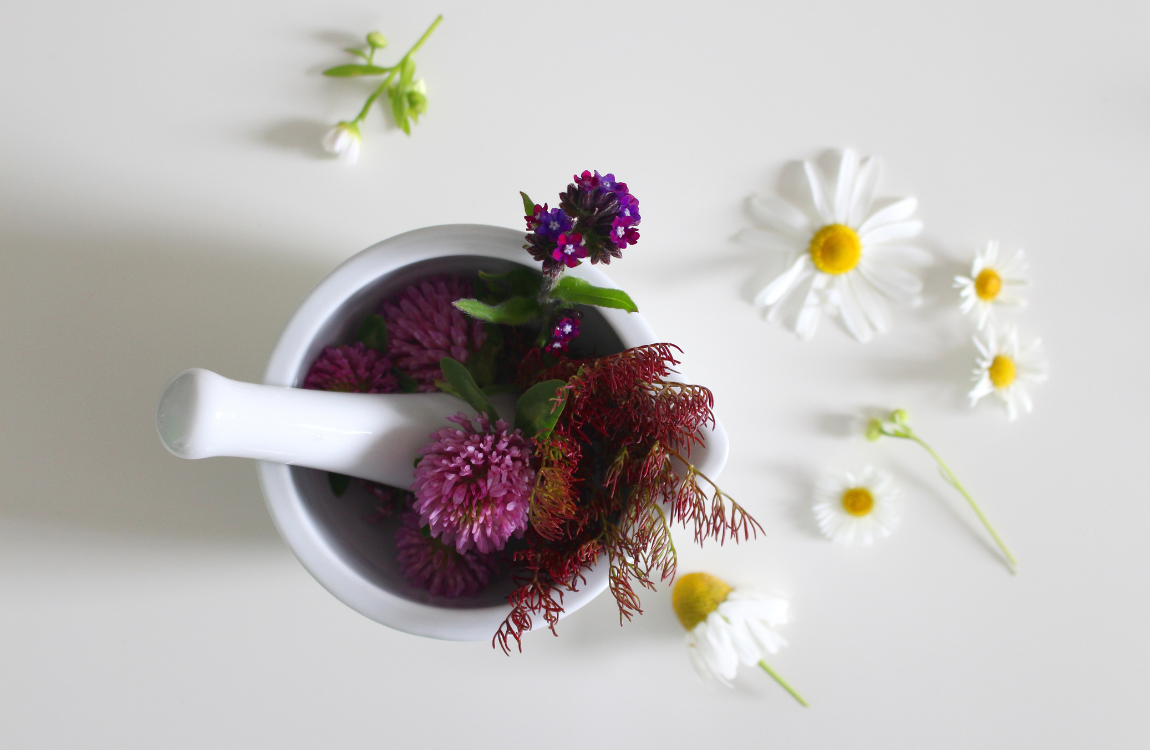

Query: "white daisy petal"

xmin=860 ymin=219 xmax=924 ymax=245
xmin=859 ymin=260 xmax=923 ymax=304
xmin=857 ymin=197 xmax=919 ymax=234
xmin=755 ymin=255 xmax=809 ymax=306
xmin=748 ymin=194 xmax=812 ymax=239
xmin=833 ymin=149 xmax=860 ymax=224
xmin=848 ymin=271 xmax=891 ymax=333
xmin=847 ymin=156 xmax=881 ymax=227
xmin=803 ymin=160 xmax=834 ymax=225
xmin=836 ymin=275 xmax=873 ymax=343
xmin=766 ymin=267 xmax=815 ymax=323
xmin=795 ymin=277 xmax=826 ymax=340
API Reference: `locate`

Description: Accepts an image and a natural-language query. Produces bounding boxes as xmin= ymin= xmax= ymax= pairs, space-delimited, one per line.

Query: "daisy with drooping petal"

xmin=969 ymin=323 xmax=1048 ymax=421
xmin=740 ymin=149 xmax=931 ymax=342
xmin=954 ymin=241 xmax=1028 ymax=329
xmin=813 ymin=465 xmax=901 ymax=545
xmin=671 ymin=572 xmax=807 ymax=705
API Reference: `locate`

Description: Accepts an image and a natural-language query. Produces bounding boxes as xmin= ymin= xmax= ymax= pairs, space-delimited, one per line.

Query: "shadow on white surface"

xmin=261 ymin=119 xmax=333 ymax=160
xmin=0 ymin=222 xmax=333 ymax=544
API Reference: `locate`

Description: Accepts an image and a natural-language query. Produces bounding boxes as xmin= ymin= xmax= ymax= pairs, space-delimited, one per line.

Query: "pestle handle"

xmin=156 ymin=369 xmax=516 ymax=490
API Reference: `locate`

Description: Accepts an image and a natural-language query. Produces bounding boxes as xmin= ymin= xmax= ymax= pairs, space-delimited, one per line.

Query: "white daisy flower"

xmin=969 ymin=323 xmax=1048 ymax=421
xmin=954 ymin=241 xmax=1028 ymax=329
xmin=739 ymin=149 xmax=931 ymax=342
xmin=813 ymin=465 xmax=901 ymax=545
xmin=671 ymin=572 xmax=807 ymax=705
xmin=322 ymin=121 xmax=361 ymax=165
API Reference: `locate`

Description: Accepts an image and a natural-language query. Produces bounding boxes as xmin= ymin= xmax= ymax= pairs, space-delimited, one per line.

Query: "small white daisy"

xmin=672 ymin=572 xmax=807 ymax=705
xmin=954 ymin=241 xmax=1028 ymax=329
xmin=970 ymin=323 xmax=1048 ymax=421
xmin=322 ymin=121 xmax=362 ymax=165
xmin=813 ymin=465 xmax=901 ymax=545
xmin=739 ymin=149 xmax=931 ymax=342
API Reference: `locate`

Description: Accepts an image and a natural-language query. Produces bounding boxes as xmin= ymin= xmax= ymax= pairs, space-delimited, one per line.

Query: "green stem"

xmin=351 ymin=15 xmax=443 ymax=125
xmin=883 ymin=426 xmax=1018 ymax=574
xmin=758 ymin=660 xmax=809 ymax=707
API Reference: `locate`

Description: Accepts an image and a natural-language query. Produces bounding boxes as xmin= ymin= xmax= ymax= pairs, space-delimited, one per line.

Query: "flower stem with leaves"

xmin=868 ymin=410 xmax=1018 ymax=574
xmin=320 ymin=15 xmax=442 ymax=163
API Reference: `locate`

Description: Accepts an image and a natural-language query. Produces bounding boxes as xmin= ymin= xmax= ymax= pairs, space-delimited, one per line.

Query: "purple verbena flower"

xmin=574 ymin=170 xmax=601 ymax=190
xmin=534 ymin=207 xmax=573 ymax=242
xmin=547 ymin=316 xmax=581 ymax=352
xmin=610 ymin=217 xmax=641 ymax=249
xmin=552 ymin=232 xmax=588 ymax=268
xmin=617 ymin=192 xmax=641 ymax=224
xmin=395 ymin=510 xmax=499 ymax=598
xmin=381 ymin=276 xmax=488 ymax=393
xmin=411 ymin=413 xmax=534 ymax=555
xmin=303 ymin=342 xmax=399 ymax=393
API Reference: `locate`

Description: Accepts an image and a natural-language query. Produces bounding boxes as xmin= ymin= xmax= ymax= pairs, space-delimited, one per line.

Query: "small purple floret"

xmin=610 ymin=216 xmax=641 ymax=249
xmin=303 ymin=342 xmax=399 ymax=393
xmin=547 ymin=316 xmax=581 ymax=353
xmin=411 ymin=413 xmax=535 ymax=555
xmin=535 ymin=207 xmax=573 ymax=242
xmin=553 ymin=232 xmax=588 ymax=268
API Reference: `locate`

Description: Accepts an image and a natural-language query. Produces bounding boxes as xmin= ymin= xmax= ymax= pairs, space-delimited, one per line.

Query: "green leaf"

xmin=440 ymin=357 xmax=499 ymax=421
xmin=550 ymin=276 xmax=638 ymax=312
xmin=323 ymin=64 xmax=390 ymax=77
xmin=477 ymin=268 xmax=542 ymax=299
xmin=356 ymin=314 xmax=389 ymax=352
xmin=453 ymin=296 xmax=539 ymax=325
xmin=344 ymin=47 xmax=370 ymax=61
xmin=514 ymin=380 xmax=568 ymax=438
xmin=328 ymin=472 xmax=352 ymax=496
xmin=391 ymin=367 xmax=419 ymax=393
xmin=520 ymin=191 xmax=535 ymax=216
xmin=389 ymin=85 xmax=411 ymax=135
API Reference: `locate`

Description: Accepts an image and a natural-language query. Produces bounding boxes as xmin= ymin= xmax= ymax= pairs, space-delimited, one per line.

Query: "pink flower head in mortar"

xmin=411 ymin=413 xmax=534 ymax=555
xmin=395 ymin=510 xmax=499 ymax=598
xmin=382 ymin=275 xmax=487 ymax=392
xmin=303 ymin=342 xmax=399 ymax=393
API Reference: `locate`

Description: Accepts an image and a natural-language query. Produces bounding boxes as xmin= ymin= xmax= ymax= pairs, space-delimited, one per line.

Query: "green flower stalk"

xmin=320 ymin=15 xmax=443 ymax=163
xmin=868 ymin=410 xmax=1018 ymax=574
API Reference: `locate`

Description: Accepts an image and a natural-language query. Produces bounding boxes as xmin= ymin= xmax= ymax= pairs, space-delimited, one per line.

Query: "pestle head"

xmin=157 ymin=369 xmax=208 ymax=458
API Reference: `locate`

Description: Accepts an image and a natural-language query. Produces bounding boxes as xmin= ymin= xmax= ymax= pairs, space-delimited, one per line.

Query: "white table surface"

xmin=2 ymin=1 xmax=1147 ymax=747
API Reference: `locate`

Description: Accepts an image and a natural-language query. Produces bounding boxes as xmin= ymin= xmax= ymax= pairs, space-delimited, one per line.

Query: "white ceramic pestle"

xmin=156 ymin=368 xmax=520 ymax=489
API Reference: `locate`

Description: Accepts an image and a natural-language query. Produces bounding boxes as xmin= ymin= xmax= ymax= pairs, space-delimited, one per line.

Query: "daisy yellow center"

xmin=809 ymin=224 xmax=862 ymax=275
xmin=841 ymin=488 xmax=874 ymax=517
xmin=671 ymin=572 xmax=731 ymax=631
xmin=975 ymin=268 xmax=1002 ymax=301
xmin=989 ymin=355 xmax=1016 ymax=389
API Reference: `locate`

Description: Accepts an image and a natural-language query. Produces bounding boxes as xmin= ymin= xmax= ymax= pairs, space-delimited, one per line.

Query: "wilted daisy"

xmin=322 ymin=121 xmax=362 ymax=165
xmin=671 ymin=572 xmax=807 ymax=705
xmin=954 ymin=241 xmax=1028 ymax=329
xmin=970 ymin=323 xmax=1048 ymax=421
xmin=813 ymin=465 xmax=901 ymax=545
xmin=740 ymin=149 xmax=930 ymax=342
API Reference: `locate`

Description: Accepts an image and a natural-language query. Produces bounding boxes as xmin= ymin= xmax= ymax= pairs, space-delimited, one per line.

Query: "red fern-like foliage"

xmin=493 ymin=344 xmax=762 ymax=653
